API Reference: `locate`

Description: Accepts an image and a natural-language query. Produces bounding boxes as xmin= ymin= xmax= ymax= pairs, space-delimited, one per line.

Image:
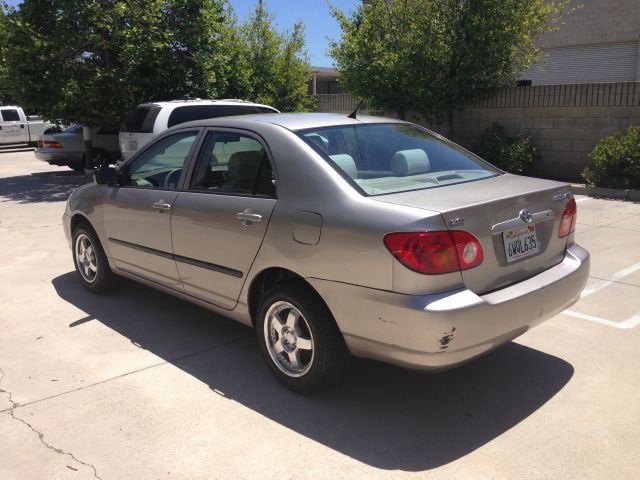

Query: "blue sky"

xmin=4 ymin=0 xmax=361 ymax=67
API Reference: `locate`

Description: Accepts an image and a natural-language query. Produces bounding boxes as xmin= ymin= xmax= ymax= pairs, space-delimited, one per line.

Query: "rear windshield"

xmin=121 ymin=105 xmax=161 ymax=133
xmin=167 ymin=104 xmax=277 ymax=128
xmin=298 ymin=123 xmax=500 ymax=196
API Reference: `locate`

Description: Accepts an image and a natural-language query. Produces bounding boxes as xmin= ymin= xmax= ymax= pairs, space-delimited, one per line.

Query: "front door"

xmin=171 ymin=130 xmax=277 ymax=309
xmin=103 ymin=129 xmax=200 ymax=289
xmin=0 ymin=108 xmax=28 ymax=144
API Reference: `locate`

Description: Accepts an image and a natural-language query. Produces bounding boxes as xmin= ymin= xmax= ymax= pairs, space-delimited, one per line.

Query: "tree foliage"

xmin=582 ymin=126 xmax=640 ymax=189
xmin=224 ymin=0 xmax=315 ymax=112
xmin=473 ymin=123 xmax=536 ymax=174
xmin=0 ymin=0 xmax=313 ymax=127
xmin=330 ymin=0 xmax=570 ymax=127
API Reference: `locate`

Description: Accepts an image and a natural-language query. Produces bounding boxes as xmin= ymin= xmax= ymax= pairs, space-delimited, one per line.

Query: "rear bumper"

xmin=35 ymin=149 xmax=83 ymax=166
xmin=309 ymin=243 xmax=590 ymax=371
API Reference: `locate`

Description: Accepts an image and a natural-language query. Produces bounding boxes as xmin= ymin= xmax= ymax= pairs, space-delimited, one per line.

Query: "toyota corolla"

xmin=63 ymin=113 xmax=590 ymax=392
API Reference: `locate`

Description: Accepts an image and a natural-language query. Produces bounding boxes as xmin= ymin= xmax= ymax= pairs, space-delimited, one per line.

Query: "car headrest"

xmin=307 ymin=134 xmax=330 ymax=154
xmin=391 ymin=149 xmax=430 ymax=176
xmin=228 ymin=151 xmax=262 ymax=182
xmin=330 ymin=154 xmax=358 ymax=179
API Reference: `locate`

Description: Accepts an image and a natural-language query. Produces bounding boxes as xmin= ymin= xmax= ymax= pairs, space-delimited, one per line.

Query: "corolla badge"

xmin=519 ymin=209 xmax=533 ymax=224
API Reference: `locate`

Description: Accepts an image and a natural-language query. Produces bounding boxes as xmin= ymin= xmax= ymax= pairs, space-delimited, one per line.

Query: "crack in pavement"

xmin=0 ymin=333 xmax=252 ymax=415
xmin=0 ymin=366 xmax=103 ymax=480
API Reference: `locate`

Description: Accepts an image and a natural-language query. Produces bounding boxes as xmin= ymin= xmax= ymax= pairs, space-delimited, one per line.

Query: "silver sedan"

xmin=62 ymin=113 xmax=590 ymax=392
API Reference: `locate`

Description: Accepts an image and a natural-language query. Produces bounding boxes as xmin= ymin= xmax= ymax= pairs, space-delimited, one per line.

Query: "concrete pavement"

xmin=1 ymin=149 xmax=639 ymax=479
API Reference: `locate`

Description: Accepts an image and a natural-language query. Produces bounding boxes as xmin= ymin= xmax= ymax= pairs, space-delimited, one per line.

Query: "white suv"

xmin=119 ymin=99 xmax=279 ymax=160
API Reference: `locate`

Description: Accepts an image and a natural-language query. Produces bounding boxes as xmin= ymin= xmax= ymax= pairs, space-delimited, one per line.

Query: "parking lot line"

xmin=575 ymin=197 xmax=591 ymax=203
xmin=580 ymin=261 xmax=640 ymax=298
xmin=561 ymin=261 xmax=640 ymax=330
xmin=563 ymin=310 xmax=640 ymax=330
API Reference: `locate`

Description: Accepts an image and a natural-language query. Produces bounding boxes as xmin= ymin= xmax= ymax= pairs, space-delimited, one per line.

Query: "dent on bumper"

xmin=309 ymin=244 xmax=590 ymax=371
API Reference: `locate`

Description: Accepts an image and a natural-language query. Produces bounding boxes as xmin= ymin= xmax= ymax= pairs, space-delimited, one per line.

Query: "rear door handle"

xmin=235 ymin=210 xmax=262 ymax=226
xmin=152 ymin=200 xmax=172 ymax=211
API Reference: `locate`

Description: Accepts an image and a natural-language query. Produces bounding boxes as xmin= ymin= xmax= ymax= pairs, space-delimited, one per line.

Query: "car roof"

xmin=138 ymin=99 xmax=277 ymax=110
xmin=174 ymin=112 xmax=404 ymax=132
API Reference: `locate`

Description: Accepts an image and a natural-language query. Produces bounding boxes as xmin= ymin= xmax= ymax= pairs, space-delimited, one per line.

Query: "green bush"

xmin=473 ymin=123 xmax=536 ymax=174
xmin=582 ymin=126 xmax=640 ymax=189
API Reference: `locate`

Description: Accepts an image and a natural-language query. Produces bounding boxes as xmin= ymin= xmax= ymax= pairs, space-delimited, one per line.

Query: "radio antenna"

xmin=348 ymin=99 xmax=366 ymax=119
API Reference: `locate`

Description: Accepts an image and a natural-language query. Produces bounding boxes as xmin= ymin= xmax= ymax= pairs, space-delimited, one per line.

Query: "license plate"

xmin=503 ymin=225 xmax=540 ymax=263
xmin=128 ymin=140 xmax=138 ymax=151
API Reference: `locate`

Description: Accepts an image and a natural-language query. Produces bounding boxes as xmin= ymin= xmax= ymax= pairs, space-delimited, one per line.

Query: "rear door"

xmin=0 ymin=108 xmax=29 ymax=144
xmin=103 ymin=129 xmax=201 ymax=289
xmin=170 ymin=129 xmax=277 ymax=309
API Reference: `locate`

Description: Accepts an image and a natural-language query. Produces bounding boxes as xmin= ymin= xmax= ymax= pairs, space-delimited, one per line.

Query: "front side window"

xmin=298 ymin=123 xmax=500 ymax=196
xmin=123 ymin=131 xmax=198 ymax=189
xmin=0 ymin=109 xmax=20 ymax=122
xmin=189 ymin=131 xmax=276 ymax=197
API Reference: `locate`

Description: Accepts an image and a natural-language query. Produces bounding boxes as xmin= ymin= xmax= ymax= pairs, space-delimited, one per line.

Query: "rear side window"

xmin=1 ymin=109 xmax=20 ymax=121
xmin=167 ymin=105 xmax=276 ymax=128
xmin=189 ymin=131 xmax=276 ymax=197
xmin=121 ymin=105 xmax=161 ymax=133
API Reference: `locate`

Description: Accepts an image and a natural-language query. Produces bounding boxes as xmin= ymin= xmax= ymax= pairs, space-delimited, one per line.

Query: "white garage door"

xmin=523 ymin=41 xmax=639 ymax=85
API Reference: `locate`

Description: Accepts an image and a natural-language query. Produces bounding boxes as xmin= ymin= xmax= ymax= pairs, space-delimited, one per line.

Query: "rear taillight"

xmin=384 ymin=231 xmax=483 ymax=275
xmin=558 ymin=197 xmax=577 ymax=238
xmin=41 ymin=140 xmax=62 ymax=149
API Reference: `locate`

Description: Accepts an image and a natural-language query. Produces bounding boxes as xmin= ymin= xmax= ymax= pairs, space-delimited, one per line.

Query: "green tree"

xmin=225 ymin=0 xmax=315 ymax=112
xmin=330 ymin=0 xmax=570 ymax=132
xmin=0 ymin=0 xmax=230 ymax=127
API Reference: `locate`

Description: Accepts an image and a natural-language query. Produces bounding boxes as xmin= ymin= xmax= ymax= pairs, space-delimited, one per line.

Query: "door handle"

xmin=20 ymin=124 xmax=25 ymax=129
xmin=235 ymin=209 xmax=262 ymax=226
xmin=152 ymin=200 xmax=172 ymax=211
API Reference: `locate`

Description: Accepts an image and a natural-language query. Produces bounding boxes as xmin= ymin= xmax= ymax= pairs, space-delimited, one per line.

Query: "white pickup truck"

xmin=0 ymin=105 xmax=56 ymax=146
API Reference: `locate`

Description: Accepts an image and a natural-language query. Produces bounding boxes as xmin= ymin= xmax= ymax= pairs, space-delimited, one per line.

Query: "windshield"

xmin=298 ymin=123 xmax=500 ymax=196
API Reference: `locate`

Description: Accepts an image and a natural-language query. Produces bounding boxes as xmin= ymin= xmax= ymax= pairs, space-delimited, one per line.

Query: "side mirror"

xmin=94 ymin=166 xmax=119 ymax=185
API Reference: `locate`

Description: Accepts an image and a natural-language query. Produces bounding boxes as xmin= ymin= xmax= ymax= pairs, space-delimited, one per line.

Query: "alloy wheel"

xmin=74 ymin=233 xmax=98 ymax=283
xmin=263 ymin=301 xmax=315 ymax=377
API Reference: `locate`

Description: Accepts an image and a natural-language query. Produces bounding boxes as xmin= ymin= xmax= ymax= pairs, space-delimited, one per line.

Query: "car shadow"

xmin=0 ymin=171 xmax=90 ymax=203
xmin=52 ymin=271 xmax=574 ymax=471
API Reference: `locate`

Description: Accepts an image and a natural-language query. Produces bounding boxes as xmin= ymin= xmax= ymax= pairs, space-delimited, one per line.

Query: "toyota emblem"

xmin=519 ymin=209 xmax=533 ymax=224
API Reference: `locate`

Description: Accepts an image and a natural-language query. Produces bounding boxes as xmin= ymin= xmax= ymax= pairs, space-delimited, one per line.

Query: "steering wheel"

xmin=164 ymin=169 xmax=182 ymax=189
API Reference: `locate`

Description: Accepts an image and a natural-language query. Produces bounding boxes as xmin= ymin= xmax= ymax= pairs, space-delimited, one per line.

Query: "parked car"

xmin=35 ymin=125 xmax=120 ymax=171
xmin=63 ymin=113 xmax=590 ymax=392
xmin=119 ymin=98 xmax=279 ymax=160
xmin=0 ymin=105 xmax=56 ymax=146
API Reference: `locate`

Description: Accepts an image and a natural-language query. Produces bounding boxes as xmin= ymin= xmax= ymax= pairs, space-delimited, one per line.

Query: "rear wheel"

xmin=72 ymin=224 xmax=114 ymax=293
xmin=70 ymin=156 xmax=87 ymax=171
xmin=257 ymin=282 xmax=350 ymax=393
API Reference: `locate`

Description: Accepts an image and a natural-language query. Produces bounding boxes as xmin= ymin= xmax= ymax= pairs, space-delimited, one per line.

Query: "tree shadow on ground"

xmin=52 ymin=271 xmax=574 ymax=472
xmin=0 ymin=171 xmax=89 ymax=203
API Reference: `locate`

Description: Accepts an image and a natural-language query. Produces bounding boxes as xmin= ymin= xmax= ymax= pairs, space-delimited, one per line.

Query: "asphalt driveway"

xmin=1 ymin=148 xmax=639 ymax=479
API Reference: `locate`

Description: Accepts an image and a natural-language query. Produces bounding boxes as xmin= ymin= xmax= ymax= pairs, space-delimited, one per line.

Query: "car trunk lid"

xmin=374 ymin=174 xmax=574 ymax=294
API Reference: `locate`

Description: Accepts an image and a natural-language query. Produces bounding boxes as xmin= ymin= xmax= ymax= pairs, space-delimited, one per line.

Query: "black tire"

xmin=72 ymin=223 xmax=115 ymax=293
xmin=256 ymin=282 xmax=351 ymax=393
xmin=70 ymin=156 xmax=87 ymax=171
xmin=93 ymin=149 xmax=109 ymax=168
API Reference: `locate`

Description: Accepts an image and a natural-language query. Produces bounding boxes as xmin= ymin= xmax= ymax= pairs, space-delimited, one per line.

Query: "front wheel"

xmin=72 ymin=224 xmax=114 ymax=292
xmin=257 ymin=283 xmax=350 ymax=393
